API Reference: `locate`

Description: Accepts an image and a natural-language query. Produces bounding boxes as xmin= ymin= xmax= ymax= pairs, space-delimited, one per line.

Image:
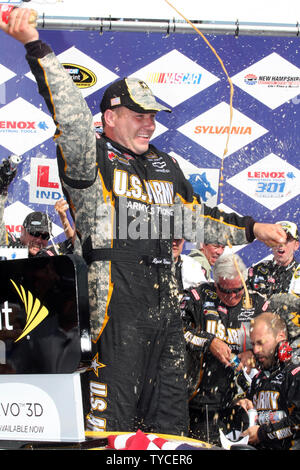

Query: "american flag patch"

xmin=191 ymin=289 xmax=200 ymax=300
xmin=111 ymin=97 xmax=121 ymax=106
xmin=291 ymin=366 xmax=300 ymax=375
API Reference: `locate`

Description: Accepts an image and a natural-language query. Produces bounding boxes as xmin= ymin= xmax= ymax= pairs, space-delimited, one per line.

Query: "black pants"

xmin=87 ymin=295 xmax=189 ymax=436
xmin=189 ymin=406 xmax=223 ymax=446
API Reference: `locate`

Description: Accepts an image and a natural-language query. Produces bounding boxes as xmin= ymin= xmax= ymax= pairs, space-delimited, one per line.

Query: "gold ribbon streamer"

xmin=164 ymin=0 xmax=234 ymax=162
xmin=164 ymin=0 xmax=251 ymax=307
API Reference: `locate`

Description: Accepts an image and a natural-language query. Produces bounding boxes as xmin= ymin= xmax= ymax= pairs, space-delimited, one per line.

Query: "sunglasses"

xmin=29 ymin=231 xmax=50 ymax=241
xmin=217 ymin=283 xmax=244 ymax=295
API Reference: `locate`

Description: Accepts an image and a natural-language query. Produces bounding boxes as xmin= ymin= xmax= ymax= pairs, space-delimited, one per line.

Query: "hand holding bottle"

xmin=0 ymin=6 xmax=39 ymax=44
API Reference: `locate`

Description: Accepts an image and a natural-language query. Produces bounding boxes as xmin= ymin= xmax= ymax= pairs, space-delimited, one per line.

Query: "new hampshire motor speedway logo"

xmin=244 ymin=73 xmax=300 ymax=88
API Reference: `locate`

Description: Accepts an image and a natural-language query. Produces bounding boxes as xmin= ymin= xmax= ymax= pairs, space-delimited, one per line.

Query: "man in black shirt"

xmin=247 ymin=221 xmax=300 ymax=359
xmin=236 ymin=312 xmax=300 ymax=450
xmin=181 ymin=254 xmax=267 ymax=444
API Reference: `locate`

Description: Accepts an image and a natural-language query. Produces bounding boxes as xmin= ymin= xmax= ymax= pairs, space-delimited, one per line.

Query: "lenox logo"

xmin=248 ymin=171 xmax=285 ymax=178
xmin=0 ymin=120 xmax=35 ymax=129
xmin=0 ymin=121 xmax=48 ymax=131
xmin=0 ymin=97 xmax=56 ymax=153
xmin=227 ymin=153 xmax=300 ymax=210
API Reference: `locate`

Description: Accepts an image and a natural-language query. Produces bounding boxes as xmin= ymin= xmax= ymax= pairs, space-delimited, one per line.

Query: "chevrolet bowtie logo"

xmin=10 ymin=279 xmax=49 ymax=342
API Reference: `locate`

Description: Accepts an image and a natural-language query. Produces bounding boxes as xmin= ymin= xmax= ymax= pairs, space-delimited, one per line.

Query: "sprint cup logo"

xmin=9 ymin=280 xmax=48 ymax=342
xmin=63 ymin=63 xmax=97 ymax=89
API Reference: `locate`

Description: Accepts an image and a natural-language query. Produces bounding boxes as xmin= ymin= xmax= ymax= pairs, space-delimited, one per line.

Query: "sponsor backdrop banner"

xmin=0 ymin=28 xmax=299 ymax=266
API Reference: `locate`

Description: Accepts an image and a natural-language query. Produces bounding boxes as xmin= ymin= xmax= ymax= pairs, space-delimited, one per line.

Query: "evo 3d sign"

xmin=0 ymin=373 xmax=85 ymax=442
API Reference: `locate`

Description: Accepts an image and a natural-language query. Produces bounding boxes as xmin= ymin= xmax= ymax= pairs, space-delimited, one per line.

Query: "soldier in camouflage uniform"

xmin=0 ymin=9 xmax=288 ymax=435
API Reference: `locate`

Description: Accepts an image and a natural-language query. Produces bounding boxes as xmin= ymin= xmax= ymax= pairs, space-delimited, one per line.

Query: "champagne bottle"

xmin=0 ymin=4 xmax=37 ymax=26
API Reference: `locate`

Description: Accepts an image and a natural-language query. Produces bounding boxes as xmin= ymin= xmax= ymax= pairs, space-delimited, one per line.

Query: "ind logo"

xmin=35 ymin=164 xmax=62 ymax=201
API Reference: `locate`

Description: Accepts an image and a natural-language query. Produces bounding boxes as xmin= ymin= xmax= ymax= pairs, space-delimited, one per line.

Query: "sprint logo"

xmin=10 ymin=279 xmax=49 ymax=342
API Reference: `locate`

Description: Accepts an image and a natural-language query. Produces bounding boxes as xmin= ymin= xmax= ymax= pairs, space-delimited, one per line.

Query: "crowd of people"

xmin=181 ymin=233 xmax=300 ymax=449
xmin=0 ymin=8 xmax=299 ymax=450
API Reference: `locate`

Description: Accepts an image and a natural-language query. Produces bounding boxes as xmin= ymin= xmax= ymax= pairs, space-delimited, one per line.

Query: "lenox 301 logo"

xmin=247 ymin=170 xmax=296 ymax=198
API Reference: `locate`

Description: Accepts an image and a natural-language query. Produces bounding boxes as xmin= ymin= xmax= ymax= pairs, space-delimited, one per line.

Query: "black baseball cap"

xmin=23 ymin=212 xmax=52 ymax=235
xmin=100 ymin=77 xmax=171 ymax=114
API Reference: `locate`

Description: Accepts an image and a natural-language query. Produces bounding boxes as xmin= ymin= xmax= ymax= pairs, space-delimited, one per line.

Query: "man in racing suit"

xmin=0 ymin=9 xmax=288 ymax=435
xmin=236 ymin=312 xmax=300 ymax=450
xmin=180 ymin=254 xmax=267 ymax=444
xmin=247 ymin=221 xmax=300 ymax=359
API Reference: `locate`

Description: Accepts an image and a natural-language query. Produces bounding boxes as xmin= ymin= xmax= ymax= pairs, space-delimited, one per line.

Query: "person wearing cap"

xmin=0 ymin=155 xmax=52 ymax=256
xmin=0 ymin=10 xmax=288 ymax=436
xmin=235 ymin=312 xmax=300 ymax=450
xmin=0 ymin=156 xmax=74 ymax=257
xmin=19 ymin=211 xmax=52 ymax=256
xmin=7 ymin=209 xmax=74 ymax=257
xmin=4 ymin=210 xmax=51 ymax=256
xmin=189 ymin=242 xmax=225 ymax=281
xmin=247 ymin=220 xmax=300 ymax=359
xmin=181 ymin=254 xmax=267 ymax=445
